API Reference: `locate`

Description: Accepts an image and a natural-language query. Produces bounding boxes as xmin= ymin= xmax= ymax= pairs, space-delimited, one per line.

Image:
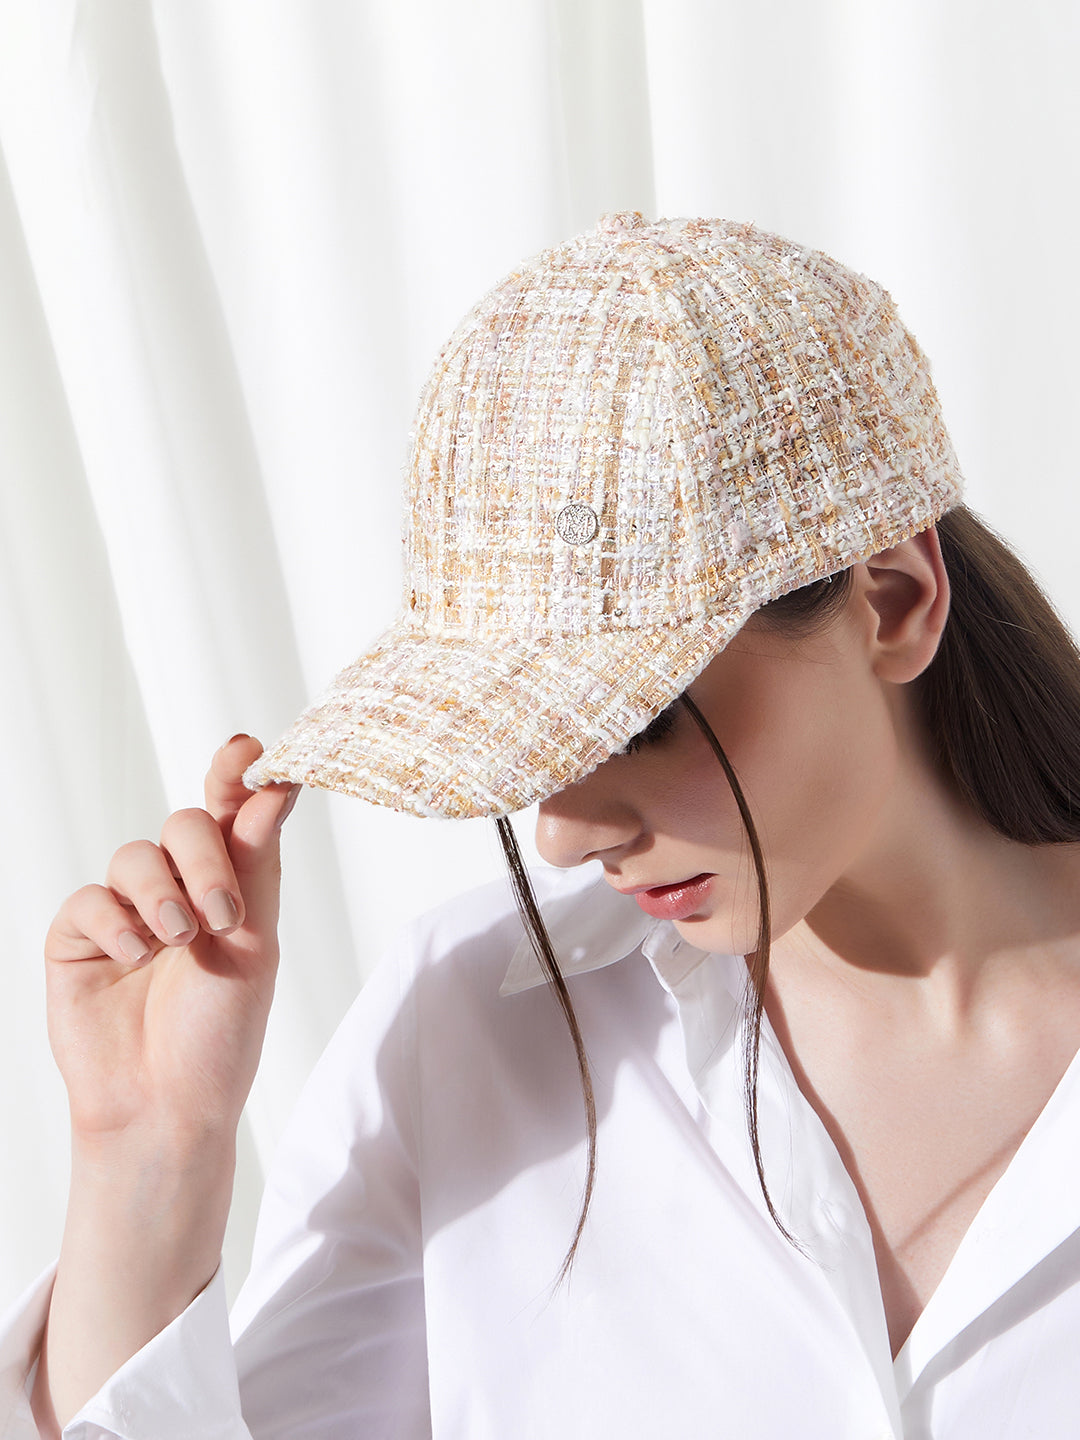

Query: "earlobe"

xmin=861 ymin=529 xmax=950 ymax=684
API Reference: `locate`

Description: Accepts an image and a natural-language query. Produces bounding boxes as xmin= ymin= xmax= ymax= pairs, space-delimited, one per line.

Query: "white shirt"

xmin=4 ymin=861 xmax=1080 ymax=1438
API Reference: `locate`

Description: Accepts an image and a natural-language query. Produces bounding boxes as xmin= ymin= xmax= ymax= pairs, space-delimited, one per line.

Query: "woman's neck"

xmin=783 ymin=743 xmax=1080 ymax=1024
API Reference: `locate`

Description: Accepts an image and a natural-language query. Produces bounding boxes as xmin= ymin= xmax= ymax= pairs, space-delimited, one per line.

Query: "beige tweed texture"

xmin=246 ymin=213 xmax=964 ymax=818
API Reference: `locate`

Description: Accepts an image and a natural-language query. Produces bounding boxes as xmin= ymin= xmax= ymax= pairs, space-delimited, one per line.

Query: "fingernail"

xmin=205 ymin=889 xmax=239 ymax=932
xmin=118 ymin=931 xmax=151 ymax=965
xmin=225 ymin=733 xmax=252 ymax=747
xmin=275 ymin=785 xmax=302 ymax=831
xmin=161 ymin=901 xmax=196 ymax=939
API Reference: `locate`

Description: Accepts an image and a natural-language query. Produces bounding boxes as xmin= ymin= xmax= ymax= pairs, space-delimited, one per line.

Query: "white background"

xmin=1 ymin=0 xmax=1078 ymax=1305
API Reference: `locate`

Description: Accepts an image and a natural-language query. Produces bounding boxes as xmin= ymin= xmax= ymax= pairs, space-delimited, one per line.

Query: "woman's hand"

xmin=33 ymin=735 xmax=301 ymax=1436
xmin=44 ymin=734 xmax=299 ymax=1148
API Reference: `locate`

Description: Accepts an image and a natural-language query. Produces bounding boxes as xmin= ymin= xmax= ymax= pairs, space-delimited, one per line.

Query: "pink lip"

xmin=616 ymin=873 xmax=715 ymax=922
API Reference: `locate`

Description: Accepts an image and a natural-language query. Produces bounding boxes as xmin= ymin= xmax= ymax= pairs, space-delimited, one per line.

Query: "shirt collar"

xmin=499 ymin=865 xmax=711 ymax=997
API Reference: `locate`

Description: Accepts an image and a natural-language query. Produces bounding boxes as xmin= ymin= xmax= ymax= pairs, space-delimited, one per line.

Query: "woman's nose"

xmin=535 ymin=775 xmax=644 ymax=869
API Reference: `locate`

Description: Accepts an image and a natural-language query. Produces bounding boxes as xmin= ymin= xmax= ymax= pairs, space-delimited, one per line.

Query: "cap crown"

xmin=403 ymin=213 xmax=962 ymax=640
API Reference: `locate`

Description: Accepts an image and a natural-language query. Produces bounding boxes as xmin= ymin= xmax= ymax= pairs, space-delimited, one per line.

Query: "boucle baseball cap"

xmin=245 ymin=213 xmax=963 ymax=819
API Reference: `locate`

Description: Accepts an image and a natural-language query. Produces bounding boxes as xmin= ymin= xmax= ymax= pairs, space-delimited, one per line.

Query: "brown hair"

xmin=496 ymin=504 xmax=1080 ymax=1272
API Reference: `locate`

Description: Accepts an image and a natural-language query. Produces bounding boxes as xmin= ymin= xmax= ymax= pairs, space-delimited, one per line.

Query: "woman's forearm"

xmin=32 ymin=1132 xmax=236 ymax=1435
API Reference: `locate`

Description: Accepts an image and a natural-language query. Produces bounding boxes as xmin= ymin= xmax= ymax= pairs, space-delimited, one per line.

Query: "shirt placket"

xmin=644 ymin=926 xmax=903 ymax=1437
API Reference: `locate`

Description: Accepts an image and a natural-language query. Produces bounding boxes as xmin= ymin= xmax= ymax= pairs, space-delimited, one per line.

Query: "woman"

xmin=9 ymin=214 xmax=1080 ymax=1438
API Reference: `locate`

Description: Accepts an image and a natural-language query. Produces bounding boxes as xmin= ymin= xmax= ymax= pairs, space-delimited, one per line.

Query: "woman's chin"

xmin=672 ymin=911 xmax=755 ymax=956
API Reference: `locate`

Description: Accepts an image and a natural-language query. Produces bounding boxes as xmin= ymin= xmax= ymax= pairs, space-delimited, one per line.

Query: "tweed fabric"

xmin=246 ymin=213 xmax=964 ymax=818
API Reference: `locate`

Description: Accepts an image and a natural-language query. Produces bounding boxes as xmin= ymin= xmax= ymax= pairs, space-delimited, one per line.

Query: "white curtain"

xmin=1 ymin=0 xmax=1077 ymax=1307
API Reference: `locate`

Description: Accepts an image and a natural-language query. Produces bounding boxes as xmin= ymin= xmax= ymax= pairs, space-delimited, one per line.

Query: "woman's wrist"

xmin=69 ymin=1113 xmax=238 ymax=1179
xmin=65 ymin=1128 xmax=236 ymax=1274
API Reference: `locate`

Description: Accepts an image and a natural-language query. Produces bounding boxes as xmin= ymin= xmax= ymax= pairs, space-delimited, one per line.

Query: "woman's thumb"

xmin=228 ymin=783 xmax=302 ymax=927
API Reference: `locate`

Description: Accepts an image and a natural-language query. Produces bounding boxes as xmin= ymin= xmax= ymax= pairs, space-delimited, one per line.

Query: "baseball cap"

xmin=244 ymin=213 xmax=963 ymax=818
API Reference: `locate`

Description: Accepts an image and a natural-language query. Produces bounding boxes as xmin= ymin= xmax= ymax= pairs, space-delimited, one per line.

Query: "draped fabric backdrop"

xmin=1 ymin=0 xmax=1077 ymax=1306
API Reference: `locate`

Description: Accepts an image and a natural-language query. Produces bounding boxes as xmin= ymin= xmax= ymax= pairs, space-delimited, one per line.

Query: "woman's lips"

xmin=629 ymin=874 xmax=714 ymax=922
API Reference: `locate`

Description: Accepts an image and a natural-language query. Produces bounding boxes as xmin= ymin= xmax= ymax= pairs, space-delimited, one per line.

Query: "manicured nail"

xmin=118 ymin=931 xmax=151 ymax=965
xmin=225 ymin=733 xmax=252 ymax=747
xmin=204 ymin=889 xmax=239 ymax=932
xmin=161 ymin=901 xmax=196 ymax=939
xmin=275 ymin=785 xmax=302 ymax=831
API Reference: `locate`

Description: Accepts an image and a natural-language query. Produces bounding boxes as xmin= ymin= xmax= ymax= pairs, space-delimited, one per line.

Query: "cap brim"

xmin=243 ymin=608 xmax=756 ymax=819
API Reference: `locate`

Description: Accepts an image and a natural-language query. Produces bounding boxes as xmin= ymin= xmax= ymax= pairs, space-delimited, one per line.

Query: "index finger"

xmin=205 ymin=734 xmax=266 ymax=830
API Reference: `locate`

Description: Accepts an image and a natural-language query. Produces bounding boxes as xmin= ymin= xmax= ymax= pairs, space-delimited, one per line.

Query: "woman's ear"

xmin=856 ymin=528 xmax=950 ymax=683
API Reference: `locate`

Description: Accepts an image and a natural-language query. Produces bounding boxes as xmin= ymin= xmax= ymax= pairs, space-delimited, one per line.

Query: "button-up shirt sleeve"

xmin=0 ymin=1263 xmax=250 ymax=1439
xmin=0 ymin=1267 xmax=55 ymax=1439
xmin=226 ymin=911 xmax=430 ymax=1439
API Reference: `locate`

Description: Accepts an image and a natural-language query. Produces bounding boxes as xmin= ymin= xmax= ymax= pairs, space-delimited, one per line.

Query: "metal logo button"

xmin=555 ymin=503 xmax=600 ymax=545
